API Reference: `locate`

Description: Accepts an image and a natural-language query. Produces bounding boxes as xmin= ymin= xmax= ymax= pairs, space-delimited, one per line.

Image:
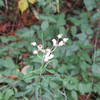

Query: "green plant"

xmin=0 ymin=0 xmax=4 ymax=7
xmin=0 ymin=0 xmax=100 ymax=100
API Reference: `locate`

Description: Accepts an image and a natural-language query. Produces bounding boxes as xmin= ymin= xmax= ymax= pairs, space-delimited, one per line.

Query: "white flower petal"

xmin=63 ymin=38 xmax=69 ymax=42
xmin=37 ymin=44 xmax=43 ymax=51
xmin=58 ymin=41 xmax=65 ymax=46
xmin=44 ymin=57 xmax=49 ymax=62
xmin=31 ymin=42 xmax=37 ymax=46
xmin=52 ymin=39 xmax=57 ymax=46
xmin=49 ymin=54 xmax=54 ymax=59
xmin=46 ymin=48 xmax=51 ymax=53
xmin=57 ymin=34 xmax=63 ymax=39
xmin=33 ymin=50 xmax=38 ymax=54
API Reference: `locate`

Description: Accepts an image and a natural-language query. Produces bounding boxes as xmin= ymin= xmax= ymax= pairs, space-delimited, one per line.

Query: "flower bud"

xmin=58 ymin=41 xmax=65 ymax=46
xmin=31 ymin=42 xmax=37 ymax=46
xmin=57 ymin=34 xmax=63 ymax=39
xmin=37 ymin=44 xmax=43 ymax=50
xmin=52 ymin=39 xmax=57 ymax=46
xmin=33 ymin=50 xmax=38 ymax=54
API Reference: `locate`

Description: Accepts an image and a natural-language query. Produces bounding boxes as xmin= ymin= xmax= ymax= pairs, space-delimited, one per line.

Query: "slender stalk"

xmin=56 ymin=0 xmax=60 ymax=13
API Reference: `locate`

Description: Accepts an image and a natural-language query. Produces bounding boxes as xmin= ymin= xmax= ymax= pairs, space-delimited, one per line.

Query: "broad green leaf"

xmin=57 ymin=64 xmax=68 ymax=73
xmin=93 ymin=83 xmax=100 ymax=94
xmin=94 ymin=50 xmax=100 ymax=57
xmin=0 ymin=36 xmax=16 ymax=43
xmin=17 ymin=28 xmax=34 ymax=38
xmin=92 ymin=64 xmax=100 ymax=78
xmin=46 ymin=69 xmax=57 ymax=74
xmin=78 ymin=51 xmax=91 ymax=62
xmin=79 ymin=61 xmax=90 ymax=71
xmin=71 ymin=26 xmax=77 ymax=36
xmin=0 ymin=92 xmax=3 ymax=100
xmin=56 ymin=14 xmax=66 ymax=26
xmin=71 ymin=91 xmax=78 ymax=100
xmin=84 ymin=0 xmax=96 ymax=11
xmin=0 ymin=0 xmax=4 ymax=7
xmin=59 ymin=26 xmax=66 ymax=34
xmin=42 ymin=92 xmax=52 ymax=100
xmin=63 ymin=77 xmax=79 ymax=90
xmin=49 ymin=81 xmax=59 ymax=89
xmin=79 ymin=83 xmax=92 ymax=94
xmin=4 ymin=89 xmax=14 ymax=100
xmin=3 ymin=57 xmax=16 ymax=69
xmin=49 ymin=59 xmax=58 ymax=67
xmin=41 ymin=21 xmax=49 ymax=30
xmin=92 ymin=12 xmax=100 ymax=21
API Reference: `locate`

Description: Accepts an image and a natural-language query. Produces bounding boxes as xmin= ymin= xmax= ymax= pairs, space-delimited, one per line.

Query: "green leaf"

xmin=50 ymin=59 xmax=58 ymax=67
xmin=79 ymin=61 xmax=90 ymax=71
xmin=46 ymin=69 xmax=57 ymax=74
xmin=76 ymin=33 xmax=87 ymax=41
xmin=59 ymin=27 xmax=66 ymax=34
xmin=57 ymin=64 xmax=68 ymax=73
xmin=0 ymin=36 xmax=16 ymax=43
xmin=71 ymin=91 xmax=78 ymax=100
xmin=0 ymin=0 xmax=4 ymax=7
xmin=32 ymin=54 xmax=43 ymax=63
xmin=42 ymin=92 xmax=52 ymax=100
xmin=92 ymin=64 xmax=100 ymax=78
xmin=17 ymin=28 xmax=34 ymax=38
xmin=79 ymin=83 xmax=92 ymax=94
xmin=63 ymin=77 xmax=79 ymax=90
xmin=3 ymin=57 xmax=16 ymax=69
xmin=92 ymin=12 xmax=100 ymax=22
xmin=78 ymin=51 xmax=91 ymax=62
xmin=93 ymin=83 xmax=100 ymax=94
xmin=71 ymin=26 xmax=77 ymax=36
xmin=68 ymin=17 xmax=80 ymax=26
xmin=41 ymin=21 xmax=49 ymax=30
xmin=94 ymin=50 xmax=100 ymax=57
xmin=49 ymin=81 xmax=59 ymax=89
xmin=84 ymin=0 xmax=96 ymax=11
xmin=0 ymin=92 xmax=3 ymax=100
xmin=56 ymin=14 xmax=66 ymax=26
xmin=4 ymin=89 xmax=14 ymax=100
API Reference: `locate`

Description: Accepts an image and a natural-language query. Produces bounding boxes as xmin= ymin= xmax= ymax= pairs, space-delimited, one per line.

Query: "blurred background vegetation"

xmin=0 ymin=0 xmax=100 ymax=100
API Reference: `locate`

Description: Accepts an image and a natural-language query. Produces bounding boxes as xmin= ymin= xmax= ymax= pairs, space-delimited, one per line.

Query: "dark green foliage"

xmin=0 ymin=0 xmax=100 ymax=99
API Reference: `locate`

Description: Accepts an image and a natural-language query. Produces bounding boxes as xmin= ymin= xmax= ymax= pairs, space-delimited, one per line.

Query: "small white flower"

xmin=63 ymin=38 xmax=69 ymax=43
xmin=58 ymin=41 xmax=65 ymax=46
xmin=45 ymin=48 xmax=51 ymax=57
xmin=57 ymin=34 xmax=63 ymax=39
xmin=46 ymin=48 xmax=51 ymax=53
xmin=52 ymin=39 xmax=57 ymax=46
xmin=44 ymin=54 xmax=54 ymax=62
xmin=37 ymin=44 xmax=43 ymax=50
xmin=33 ymin=50 xmax=38 ymax=54
xmin=31 ymin=42 xmax=37 ymax=46
xmin=44 ymin=56 xmax=49 ymax=62
xmin=49 ymin=54 xmax=54 ymax=59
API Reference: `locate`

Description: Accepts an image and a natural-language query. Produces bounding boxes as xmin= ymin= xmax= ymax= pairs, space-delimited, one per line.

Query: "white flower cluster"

xmin=31 ymin=34 xmax=68 ymax=62
xmin=52 ymin=34 xmax=69 ymax=47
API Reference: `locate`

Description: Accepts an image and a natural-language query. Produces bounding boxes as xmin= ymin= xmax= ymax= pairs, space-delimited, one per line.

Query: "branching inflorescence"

xmin=31 ymin=34 xmax=69 ymax=63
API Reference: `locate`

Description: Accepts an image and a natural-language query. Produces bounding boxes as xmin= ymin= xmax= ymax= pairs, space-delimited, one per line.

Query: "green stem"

xmin=56 ymin=0 xmax=60 ymax=13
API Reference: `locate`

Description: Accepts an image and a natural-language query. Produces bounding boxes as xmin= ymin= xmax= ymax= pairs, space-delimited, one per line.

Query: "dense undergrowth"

xmin=0 ymin=0 xmax=100 ymax=100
